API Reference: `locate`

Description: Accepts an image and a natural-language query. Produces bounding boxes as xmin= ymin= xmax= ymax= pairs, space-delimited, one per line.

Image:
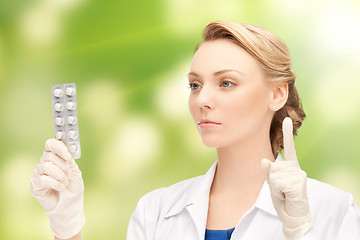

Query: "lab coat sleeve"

xmin=126 ymin=196 xmax=147 ymax=240
xmin=336 ymin=195 xmax=360 ymax=239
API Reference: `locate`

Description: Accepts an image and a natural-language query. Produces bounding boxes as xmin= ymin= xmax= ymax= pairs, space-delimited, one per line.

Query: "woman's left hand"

xmin=261 ymin=117 xmax=313 ymax=240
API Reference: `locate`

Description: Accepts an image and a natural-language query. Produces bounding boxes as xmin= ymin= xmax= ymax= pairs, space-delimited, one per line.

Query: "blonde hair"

xmin=199 ymin=21 xmax=306 ymax=157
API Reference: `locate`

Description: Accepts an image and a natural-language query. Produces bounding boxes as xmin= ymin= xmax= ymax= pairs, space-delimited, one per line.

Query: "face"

xmin=188 ymin=39 xmax=274 ymax=148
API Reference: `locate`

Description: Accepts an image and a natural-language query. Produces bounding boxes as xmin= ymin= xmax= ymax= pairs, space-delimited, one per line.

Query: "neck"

xmin=212 ymin=132 xmax=275 ymax=196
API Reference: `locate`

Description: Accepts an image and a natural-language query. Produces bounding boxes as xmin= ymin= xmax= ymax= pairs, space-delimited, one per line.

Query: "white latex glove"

xmin=30 ymin=138 xmax=85 ymax=239
xmin=261 ymin=117 xmax=313 ymax=240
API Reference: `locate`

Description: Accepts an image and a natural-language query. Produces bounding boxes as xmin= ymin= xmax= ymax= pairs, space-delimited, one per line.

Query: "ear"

xmin=269 ymin=83 xmax=288 ymax=111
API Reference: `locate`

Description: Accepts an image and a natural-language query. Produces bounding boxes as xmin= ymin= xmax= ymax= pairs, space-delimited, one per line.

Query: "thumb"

xmin=45 ymin=139 xmax=72 ymax=161
xmin=261 ymin=158 xmax=272 ymax=183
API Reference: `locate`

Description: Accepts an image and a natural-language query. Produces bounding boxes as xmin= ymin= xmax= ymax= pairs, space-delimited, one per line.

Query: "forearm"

xmin=54 ymin=232 xmax=82 ymax=240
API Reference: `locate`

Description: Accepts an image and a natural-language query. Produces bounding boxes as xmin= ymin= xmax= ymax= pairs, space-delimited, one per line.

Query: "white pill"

xmin=55 ymin=117 xmax=64 ymax=126
xmin=69 ymin=144 xmax=77 ymax=153
xmin=54 ymin=103 xmax=63 ymax=112
xmin=67 ymin=116 xmax=76 ymax=125
xmin=65 ymin=87 xmax=75 ymax=96
xmin=55 ymin=131 xmax=64 ymax=139
xmin=66 ymin=102 xmax=75 ymax=110
xmin=68 ymin=130 xmax=77 ymax=140
xmin=53 ymin=89 xmax=63 ymax=98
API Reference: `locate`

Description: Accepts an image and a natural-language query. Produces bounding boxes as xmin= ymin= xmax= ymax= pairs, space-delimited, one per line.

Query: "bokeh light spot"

xmin=155 ymin=59 xmax=191 ymax=120
xmin=164 ymin=0 xmax=242 ymax=36
xmin=314 ymin=71 xmax=360 ymax=123
xmin=18 ymin=0 xmax=84 ymax=45
xmin=81 ymin=80 xmax=123 ymax=126
xmin=115 ymin=117 xmax=162 ymax=168
xmin=1 ymin=154 xmax=34 ymax=201
xmin=99 ymin=116 xmax=162 ymax=181
xmin=1 ymin=154 xmax=51 ymax=238
xmin=19 ymin=4 xmax=62 ymax=45
xmin=313 ymin=2 xmax=360 ymax=56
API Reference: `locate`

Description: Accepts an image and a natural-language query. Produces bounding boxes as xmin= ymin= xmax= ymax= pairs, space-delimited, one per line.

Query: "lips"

xmin=198 ymin=119 xmax=221 ymax=128
xmin=199 ymin=120 xmax=220 ymax=125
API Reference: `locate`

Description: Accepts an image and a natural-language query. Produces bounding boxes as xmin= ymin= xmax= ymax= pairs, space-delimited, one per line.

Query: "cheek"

xmin=225 ymin=85 xmax=270 ymax=124
xmin=188 ymin=95 xmax=197 ymax=119
xmin=247 ymin=85 xmax=270 ymax=111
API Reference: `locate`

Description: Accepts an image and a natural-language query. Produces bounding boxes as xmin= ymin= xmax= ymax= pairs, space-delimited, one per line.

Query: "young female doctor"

xmin=30 ymin=21 xmax=360 ymax=240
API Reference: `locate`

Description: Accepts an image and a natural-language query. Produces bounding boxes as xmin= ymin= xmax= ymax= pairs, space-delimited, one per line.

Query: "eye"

xmin=189 ymin=83 xmax=201 ymax=90
xmin=221 ymin=81 xmax=234 ymax=88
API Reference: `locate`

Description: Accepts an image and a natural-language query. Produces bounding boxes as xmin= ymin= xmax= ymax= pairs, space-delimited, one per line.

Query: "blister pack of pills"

xmin=51 ymin=83 xmax=81 ymax=159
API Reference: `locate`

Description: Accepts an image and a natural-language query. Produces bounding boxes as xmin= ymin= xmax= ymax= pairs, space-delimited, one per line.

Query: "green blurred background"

xmin=0 ymin=0 xmax=360 ymax=239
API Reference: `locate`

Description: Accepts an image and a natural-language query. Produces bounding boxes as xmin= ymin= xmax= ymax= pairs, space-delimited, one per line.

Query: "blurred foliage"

xmin=0 ymin=0 xmax=360 ymax=239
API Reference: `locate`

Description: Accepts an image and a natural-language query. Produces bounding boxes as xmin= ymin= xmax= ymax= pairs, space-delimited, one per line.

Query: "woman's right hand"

xmin=30 ymin=139 xmax=85 ymax=239
xmin=261 ymin=118 xmax=313 ymax=240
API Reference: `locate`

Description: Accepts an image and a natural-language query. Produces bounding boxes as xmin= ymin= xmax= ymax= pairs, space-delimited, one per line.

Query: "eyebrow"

xmin=187 ymin=69 xmax=246 ymax=77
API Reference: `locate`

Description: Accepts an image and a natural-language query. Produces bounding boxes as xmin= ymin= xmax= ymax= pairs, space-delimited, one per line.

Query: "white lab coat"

xmin=127 ymin=155 xmax=360 ymax=239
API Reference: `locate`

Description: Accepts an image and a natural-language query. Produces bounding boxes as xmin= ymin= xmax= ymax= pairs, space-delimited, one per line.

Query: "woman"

xmin=30 ymin=21 xmax=360 ymax=240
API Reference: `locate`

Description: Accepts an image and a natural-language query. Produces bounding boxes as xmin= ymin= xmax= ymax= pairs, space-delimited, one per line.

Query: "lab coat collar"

xmin=165 ymin=154 xmax=283 ymax=218
xmin=165 ymin=161 xmax=217 ymax=218
xmin=186 ymin=160 xmax=218 ymax=206
xmin=176 ymin=161 xmax=217 ymax=240
xmin=254 ymin=154 xmax=284 ymax=217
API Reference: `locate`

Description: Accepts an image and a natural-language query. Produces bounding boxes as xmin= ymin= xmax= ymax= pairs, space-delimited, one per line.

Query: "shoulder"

xmin=136 ymin=174 xmax=203 ymax=217
xmin=307 ymin=178 xmax=356 ymax=218
xmin=141 ymin=174 xmax=202 ymax=200
xmin=307 ymin=177 xmax=353 ymax=203
xmin=306 ymin=178 xmax=360 ymax=235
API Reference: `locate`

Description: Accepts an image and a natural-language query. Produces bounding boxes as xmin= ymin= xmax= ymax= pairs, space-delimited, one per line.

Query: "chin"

xmin=199 ymin=132 xmax=248 ymax=149
xmin=200 ymin=137 xmax=228 ymax=148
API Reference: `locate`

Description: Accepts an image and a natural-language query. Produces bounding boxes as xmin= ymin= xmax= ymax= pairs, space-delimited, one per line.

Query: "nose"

xmin=197 ymin=85 xmax=214 ymax=110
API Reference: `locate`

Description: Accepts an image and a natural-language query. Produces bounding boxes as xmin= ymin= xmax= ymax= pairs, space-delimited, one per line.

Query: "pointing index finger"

xmin=282 ymin=117 xmax=297 ymax=161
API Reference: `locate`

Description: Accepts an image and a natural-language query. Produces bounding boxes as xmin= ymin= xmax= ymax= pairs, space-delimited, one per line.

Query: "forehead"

xmin=190 ymin=39 xmax=261 ymax=75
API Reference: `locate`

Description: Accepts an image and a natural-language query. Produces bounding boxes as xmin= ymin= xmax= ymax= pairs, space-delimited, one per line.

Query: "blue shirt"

xmin=205 ymin=227 xmax=235 ymax=240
